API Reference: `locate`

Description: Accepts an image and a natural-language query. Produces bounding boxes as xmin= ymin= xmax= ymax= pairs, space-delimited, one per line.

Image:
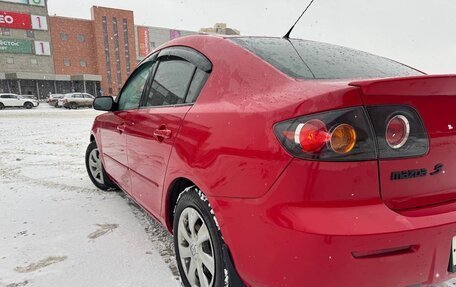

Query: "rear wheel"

xmin=85 ymin=141 xmax=117 ymax=191
xmin=24 ymin=102 xmax=33 ymax=109
xmin=174 ymin=187 xmax=225 ymax=287
xmin=0 ymin=103 xmax=4 ymax=110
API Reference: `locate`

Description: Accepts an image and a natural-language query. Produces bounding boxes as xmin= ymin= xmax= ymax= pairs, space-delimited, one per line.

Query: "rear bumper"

xmin=216 ymin=203 xmax=456 ymax=287
xmin=209 ymin=159 xmax=456 ymax=287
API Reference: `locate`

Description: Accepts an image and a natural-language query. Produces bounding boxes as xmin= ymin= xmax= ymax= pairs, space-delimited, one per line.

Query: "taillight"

xmin=275 ymin=105 xmax=429 ymax=161
xmin=385 ymin=115 xmax=410 ymax=149
xmin=367 ymin=105 xmax=429 ymax=159
xmin=295 ymin=119 xmax=329 ymax=153
xmin=274 ymin=107 xmax=377 ymax=161
xmin=330 ymin=124 xmax=357 ymax=154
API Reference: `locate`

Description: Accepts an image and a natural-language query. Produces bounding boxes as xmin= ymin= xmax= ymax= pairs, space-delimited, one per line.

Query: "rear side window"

xmin=186 ymin=69 xmax=209 ymax=104
xmin=145 ymin=59 xmax=195 ymax=107
xmin=231 ymin=38 xmax=423 ymax=79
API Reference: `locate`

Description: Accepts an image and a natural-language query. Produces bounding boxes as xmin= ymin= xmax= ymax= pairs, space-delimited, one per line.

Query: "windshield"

xmin=231 ymin=37 xmax=423 ymax=80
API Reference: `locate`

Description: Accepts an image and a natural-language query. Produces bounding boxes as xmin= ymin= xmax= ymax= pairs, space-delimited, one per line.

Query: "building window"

xmin=150 ymin=42 xmax=156 ymax=48
xmin=6 ymin=57 xmax=14 ymax=64
xmin=80 ymin=60 xmax=87 ymax=67
xmin=26 ymin=30 xmax=34 ymax=38
xmin=31 ymin=59 xmax=38 ymax=65
xmin=1 ymin=28 xmax=10 ymax=36
xmin=63 ymin=59 xmax=71 ymax=66
xmin=112 ymin=17 xmax=122 ymax=85
xmin=102 ymin=16 xmax=112 ymax=84
xmin=122 ymin=18 xmax=131 ymax=74
xmin=60 ymin=33 xmax=69 ymax=41
xmin=77 ymin=34 xmax=85 ymax=42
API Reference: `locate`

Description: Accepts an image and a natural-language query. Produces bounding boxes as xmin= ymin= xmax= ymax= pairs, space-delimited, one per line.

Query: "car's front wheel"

xmin=24 ymin=102 xmax=33 ymax=109
xmin=174 ymin=186 xmax=226 ymax=287
xmin=69 ymin=102 xmax=78 ymax=109
xmin=85 ymin=141 xmax=117 ymax=191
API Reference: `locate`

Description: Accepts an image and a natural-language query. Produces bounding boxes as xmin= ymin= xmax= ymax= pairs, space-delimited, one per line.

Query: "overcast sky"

xmin=47 ymin=0 xmax=456 ymax=74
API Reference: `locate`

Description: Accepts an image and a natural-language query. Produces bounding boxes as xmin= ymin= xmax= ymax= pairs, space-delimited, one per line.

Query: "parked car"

xmin=20 ymin=94 xmax=38 ymax=101
xmin=86 ymin=35 xmax=456 ymax=287
xmin=47 ymin=94 xmax=65 ymax=107
xmin=0 ymin=93 xmax=39 ymax=109
xmin=59 ymin=93 xmax=95 ymax=109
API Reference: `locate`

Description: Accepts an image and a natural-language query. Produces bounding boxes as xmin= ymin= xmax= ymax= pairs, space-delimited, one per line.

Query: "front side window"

xmin=118 ymin=61 xmax=153 ymax=110
xmin=145 ymin=59 xmax=195 ymax=107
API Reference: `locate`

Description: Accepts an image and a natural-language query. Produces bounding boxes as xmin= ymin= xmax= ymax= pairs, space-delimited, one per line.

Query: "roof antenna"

xmin=283 ymin=0 xmax=317 ymax=39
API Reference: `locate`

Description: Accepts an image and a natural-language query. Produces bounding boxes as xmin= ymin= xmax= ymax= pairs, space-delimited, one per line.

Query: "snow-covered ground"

xmin=0 ymin=106 xmax=180 ymax=287
xmin=0 ymin=105 xmax=455 ymax=287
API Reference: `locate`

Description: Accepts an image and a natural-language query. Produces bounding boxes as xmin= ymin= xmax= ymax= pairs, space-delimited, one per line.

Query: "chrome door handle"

xmin=153 ymin=129 xmax=172 ymax=140
xmin=116 ymin=123 xmax=126 ymax=133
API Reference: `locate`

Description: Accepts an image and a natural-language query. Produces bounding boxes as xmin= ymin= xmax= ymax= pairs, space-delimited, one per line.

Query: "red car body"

xmin=90 ymin=35 xmax=456 ymax=286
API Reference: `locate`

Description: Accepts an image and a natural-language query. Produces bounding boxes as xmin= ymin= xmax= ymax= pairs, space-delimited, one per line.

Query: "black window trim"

xmin=139 ymin=56 xmax=197 ymax=109
xmin=157 ymin=46 xmax=212 ymax=73
xmin=115 ymin=57 xmax=156 ymax=111
xmin=115 ymin=46 xmax=212 ymax=111
xmin=139 ymin=46 xmax=212 ymax=109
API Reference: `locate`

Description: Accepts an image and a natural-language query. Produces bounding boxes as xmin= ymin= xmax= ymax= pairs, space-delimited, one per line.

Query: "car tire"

xmin=173 ymin=186 xmax=228 ymax=287
xmin=24 ymin=102 xmax=33 ymax=109
xmin=69 ymin=102 xmax=78 ymax=109
xmin=0 ymin=103 xmax=4 ymax=110
xmin=85 ymin=141 xmax=118 ymax=191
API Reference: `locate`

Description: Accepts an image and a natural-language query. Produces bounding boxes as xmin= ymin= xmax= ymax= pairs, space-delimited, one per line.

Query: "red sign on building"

xmin=0 ymin=11 xmax=32 ymax=30
xmin=138 ymin=26 xmax=150 ymax=57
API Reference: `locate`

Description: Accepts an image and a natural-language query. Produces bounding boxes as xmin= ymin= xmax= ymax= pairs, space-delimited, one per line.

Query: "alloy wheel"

xmin=88 ymin=148 xmax=104 ymax=185
xmin=177 ymin=207 xmax=215 ymax=287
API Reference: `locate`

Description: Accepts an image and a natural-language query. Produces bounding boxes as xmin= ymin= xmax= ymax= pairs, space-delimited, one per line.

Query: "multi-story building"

xmin=136 ymin=25 xmax=198 ymax=60
xmin=0 ymin=2 xmax=204 ymax=97
xmin=0 ymin=0 xmax=55 ymax=97
xmin=50 ymin=6 xmax=137 ymax=96
xmin=199 ymin=23 xmax=240 ymax=35
xmin=0 ymin=0 xmax=102 ymax=98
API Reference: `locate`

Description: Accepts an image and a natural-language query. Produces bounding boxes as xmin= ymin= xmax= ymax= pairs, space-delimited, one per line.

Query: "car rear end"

xmin=49 ymin=94 xmax=63 ymax=107
xmin=217 ymin=38 xmax=456 ymax=287
xmin=57 ymin=95 xmax=70 ymax=108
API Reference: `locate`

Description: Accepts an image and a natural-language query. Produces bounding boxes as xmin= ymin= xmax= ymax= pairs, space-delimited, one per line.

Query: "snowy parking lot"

xmin=0 ymin=106 xmax=180 ymax=287
xmin=1 ymin=105 xmax=456 ymax=287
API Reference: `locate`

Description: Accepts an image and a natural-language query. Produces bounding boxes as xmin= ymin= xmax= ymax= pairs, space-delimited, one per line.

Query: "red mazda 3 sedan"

xmin=86 ymin=35 xmax=456 ymax=287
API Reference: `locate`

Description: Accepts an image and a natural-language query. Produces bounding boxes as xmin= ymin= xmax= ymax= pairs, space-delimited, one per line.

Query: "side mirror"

xmin=93 ymin=96 xmax=115 ymax=111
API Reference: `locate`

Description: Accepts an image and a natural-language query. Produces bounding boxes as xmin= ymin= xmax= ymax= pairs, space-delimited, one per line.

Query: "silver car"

xmin=59 ymin=93 xmax=95 ymax=109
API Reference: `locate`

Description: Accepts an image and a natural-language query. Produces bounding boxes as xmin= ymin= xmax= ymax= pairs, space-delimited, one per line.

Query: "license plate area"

xmin=450 ymin=237 xmax=456 ymax=273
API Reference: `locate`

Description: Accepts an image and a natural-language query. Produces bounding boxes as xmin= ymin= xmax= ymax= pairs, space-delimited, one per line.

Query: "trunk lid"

xmin=350 ymin=75 xmax=456 ymax=211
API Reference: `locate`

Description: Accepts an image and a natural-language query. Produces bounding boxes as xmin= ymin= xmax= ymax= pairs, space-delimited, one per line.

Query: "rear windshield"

xmin=230 ymin=37 xmax=423 ymax=80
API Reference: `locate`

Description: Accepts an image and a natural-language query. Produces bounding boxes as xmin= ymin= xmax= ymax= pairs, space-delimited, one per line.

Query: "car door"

xmin=0 ymin=95 xmax=11 ymax=107
xmin=98 ymin=60 xmax=155 ymax=195
xmin=84 ymin=94 xmax=94 ymax=107
xmin=75 ymin=94 xmax=85 ymax=106
xmin=125 ymin=47 xmax=212 ymax=217
xmin=11 ymin=95 xmax=22 ymax=106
